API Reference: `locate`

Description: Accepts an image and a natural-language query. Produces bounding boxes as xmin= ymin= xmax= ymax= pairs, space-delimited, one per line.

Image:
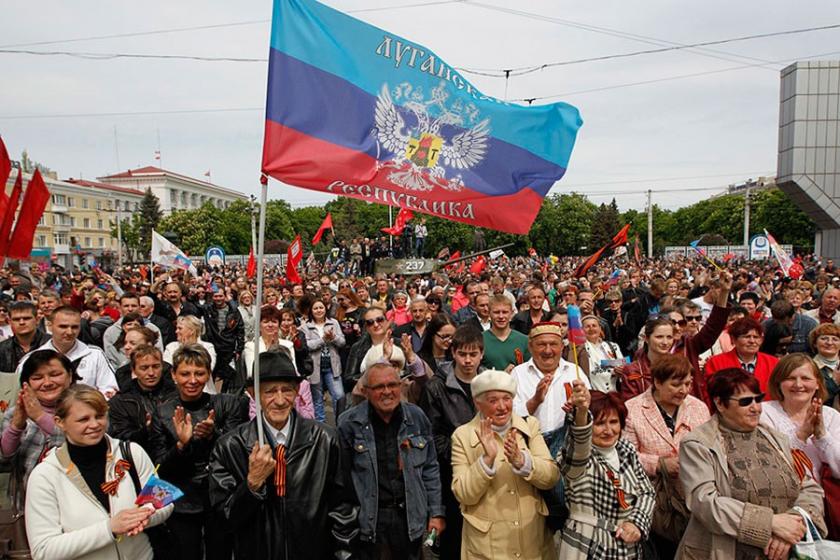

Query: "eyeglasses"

xmin=364 ymin=316 xmax=387 ymax=327
xmin=684 ymin=315 xmax=702 ymax=322
xmin=728 ymin=393 xmax=765 ymax=407
xmin=672 ymin=319 xmax=687 ymax=327
xmin=436 ymin=333 xmax=453 ymax=341
xmin=366 ymin=381 xmax=401 ymax=392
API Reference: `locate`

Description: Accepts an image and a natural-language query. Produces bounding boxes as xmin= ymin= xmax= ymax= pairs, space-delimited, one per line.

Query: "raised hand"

xmin=172 ymin=406 xmax=193 ymax=447
xmin=382 ymin=332 xmax=395 ymax=362
xmin=475 ymin=417 xmax=498 ymax=469
xmin=11 ymin=392 xmax=28 ymax=430
xmin=192 ymin=409 xmax=216 ymax=440
xmin=570 ymin=379 xmax=591 ymax=426
xmin=19 ymin=383 xmax=45 ymax=423
xmin=399 ymin=332 xmax=415 ymax=363
xmin=503 ymin=430 xmax=525 ymax=470
xmin=247 ymin=443 xmax=277 ymax=492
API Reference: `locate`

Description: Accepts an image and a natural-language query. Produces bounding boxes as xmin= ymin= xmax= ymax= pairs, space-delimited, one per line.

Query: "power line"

xmin=461 ymin=2 xmax=777 ymax=72
xmin=0 ymin=48 xmax=267 ymax=63
xmin=513 ymin=48 xmax=840 ymax=103
xmin=562 ymin=171 xmax=774 ymax=188
xmin=454 ymin=7 xmax=840 ymax=77
xmin=0 ymin=0 xmax=466 ymax=49
xmin=0 ymin=107 xmax=263 ymax=120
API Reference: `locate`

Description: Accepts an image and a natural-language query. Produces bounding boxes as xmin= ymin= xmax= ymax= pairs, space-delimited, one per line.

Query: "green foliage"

xmin=138 ymin=188 xmax=162 ymax=256
xmin=751 ymin=189 xmax=816 ymax=247
xmin=590 ymin=199 xmax=622 ymax=249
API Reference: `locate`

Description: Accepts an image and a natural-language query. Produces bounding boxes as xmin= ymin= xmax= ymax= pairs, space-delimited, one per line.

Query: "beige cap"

xmin=471 ymin=369 xmax=517 ymax=398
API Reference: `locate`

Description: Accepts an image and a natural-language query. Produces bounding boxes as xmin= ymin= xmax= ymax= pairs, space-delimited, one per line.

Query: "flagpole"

xmin=252 ymin=175 xmax=268 ymax=447
xmin=388 ymin=205 xmax=393 ymax=254
xmin=570 ymin=341 xmax=581 ymax=381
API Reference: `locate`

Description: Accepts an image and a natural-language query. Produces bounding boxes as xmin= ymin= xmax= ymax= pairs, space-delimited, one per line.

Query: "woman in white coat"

xmin=25 ymin=385 xmax=173 ymax=560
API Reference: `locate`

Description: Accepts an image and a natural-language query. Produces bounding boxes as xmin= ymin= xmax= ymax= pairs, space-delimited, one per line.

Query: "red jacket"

xmin=704 ymin=349 xmax=778 ymax=394
xmin=674 ymin=304 xmax=729 ymax=407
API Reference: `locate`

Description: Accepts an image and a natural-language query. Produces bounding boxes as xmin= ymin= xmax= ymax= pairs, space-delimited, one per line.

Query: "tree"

xmin=751 ymin=189 xmax=816 ymax=247
xmin=530 ymin=193 xmax=597 ymax=256
xmin=110 ymin=218 xmax=141 ymax=262
xmin=590 ymin=200 xmax=621 ymax=249
xmin=137 ymin=188 xmax=162 ymax=256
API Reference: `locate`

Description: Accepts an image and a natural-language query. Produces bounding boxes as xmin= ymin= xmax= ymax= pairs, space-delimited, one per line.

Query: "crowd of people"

xmin=0 ymin=249 xmax=838 ymax=559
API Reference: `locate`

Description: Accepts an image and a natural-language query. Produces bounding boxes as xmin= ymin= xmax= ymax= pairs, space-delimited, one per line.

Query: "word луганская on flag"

xmin=262 ymin=0 xmax=582 ymax=235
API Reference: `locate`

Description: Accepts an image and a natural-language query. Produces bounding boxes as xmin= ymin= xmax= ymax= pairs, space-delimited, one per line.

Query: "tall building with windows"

xmin=98 ymin=166 xmax=247 ymax=213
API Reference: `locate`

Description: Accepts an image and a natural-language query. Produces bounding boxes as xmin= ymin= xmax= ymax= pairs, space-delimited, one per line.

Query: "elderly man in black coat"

xmin=209 ymin=351 xmax=358 ymax=559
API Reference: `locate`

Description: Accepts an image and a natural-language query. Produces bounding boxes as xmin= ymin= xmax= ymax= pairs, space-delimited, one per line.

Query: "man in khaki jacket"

xmin=450 ymin=370 xmax=560 ymax=560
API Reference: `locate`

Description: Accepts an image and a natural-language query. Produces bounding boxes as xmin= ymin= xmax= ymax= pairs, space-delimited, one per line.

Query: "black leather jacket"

xmin=418 ymin=362 xmax=480 ymax=480
xmin=209 ymin=414 xmax=358 ymax=560
xmin=202 ymin=301 xmax=245 ymax=359
xmin=150 ymin=393 xmax=249 ymax=514
xmin=0 ymin=330 xmax=49 ymax=373
xmin=107 ymin=376 xmax=176 ymax=451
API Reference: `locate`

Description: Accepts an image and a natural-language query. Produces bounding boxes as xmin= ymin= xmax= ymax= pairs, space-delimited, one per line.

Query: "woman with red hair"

xmin=704 ymin=317 xmax=779 ymax=393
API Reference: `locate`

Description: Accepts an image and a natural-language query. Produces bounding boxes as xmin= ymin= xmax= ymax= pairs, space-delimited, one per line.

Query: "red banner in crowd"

xmin=286 ymin=235 xmax=303 ymax=284
xmin=381 ymin=207 xmax=413 ymax=236
xmin=312 ymin=213 xmax=333 ymax=245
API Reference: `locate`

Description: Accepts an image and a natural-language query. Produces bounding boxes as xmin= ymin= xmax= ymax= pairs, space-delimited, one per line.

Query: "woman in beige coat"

xmin=451 ymin=370 xmax=560 ymax=560
xmin=678 ymin=367 xmax=826 ymax=560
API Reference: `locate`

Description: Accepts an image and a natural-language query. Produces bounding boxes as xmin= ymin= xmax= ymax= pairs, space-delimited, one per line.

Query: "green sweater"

xmin=482 ymin=329 xmax=530 ymax=371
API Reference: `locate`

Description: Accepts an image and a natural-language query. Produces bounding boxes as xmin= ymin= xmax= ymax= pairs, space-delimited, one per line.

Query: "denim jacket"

xmin=337 ymin=401 xmax=444 ymax=542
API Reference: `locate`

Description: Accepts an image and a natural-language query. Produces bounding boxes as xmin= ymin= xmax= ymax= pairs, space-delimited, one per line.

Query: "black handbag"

xmin=119 ymin=441 xmax=178 ymax=560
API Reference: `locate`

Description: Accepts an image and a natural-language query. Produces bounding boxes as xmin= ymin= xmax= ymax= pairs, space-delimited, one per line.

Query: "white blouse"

xmin=760 ymin=400 xmax=840 ymax=482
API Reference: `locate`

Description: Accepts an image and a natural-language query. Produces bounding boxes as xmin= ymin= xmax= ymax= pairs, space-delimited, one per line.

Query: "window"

xmin=36 ymin=235 xmax=46 ymax=247
xmin=83 ymin=218 xmax=90 ymax=228
xmin=53 ymin=232 xmax=68 ymax=245
xmin=84 ymin=237 xmax=91 ymax=247
xmin=96 ymin=200 xmax=102 ymax=210
xmin=52 ymin=194 xmax=66 ymax=205
xmin=38 ymin=215 xmax=45 ymax=226
xmin=67 ymin=197 xmax=74 ymax=207
xmin=82 ymin=199 xmax=88 ymax=209
xmin=97 ymin=219 xmax=103 ymax=230
xmin=52 ymin=215 xmax=57 ymax=225
xmin=107 ymin=200 xmax=112 ymax=210
xmin=98 ymin=238 xmax=104 ymax=248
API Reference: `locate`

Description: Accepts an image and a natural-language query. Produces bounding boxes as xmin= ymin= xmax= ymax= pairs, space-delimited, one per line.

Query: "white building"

xmin=98 ymin=166 xmax=247 ymax=213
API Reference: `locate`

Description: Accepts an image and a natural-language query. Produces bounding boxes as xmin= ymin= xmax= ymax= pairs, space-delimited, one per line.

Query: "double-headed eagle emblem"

xmin=373 ymin=82 xmax=490 ymax=192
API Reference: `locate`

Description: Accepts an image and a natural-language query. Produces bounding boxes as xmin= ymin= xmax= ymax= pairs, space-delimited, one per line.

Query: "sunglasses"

xmin=364 ymin=316 xmax=387 ymax=327
xmin=684 ymin=315 xmax=702 ymax=322
xmin=728 ymin=393 xmax=765 ymax=407
xmin=607 ymin=299 xmax=621 ymax=303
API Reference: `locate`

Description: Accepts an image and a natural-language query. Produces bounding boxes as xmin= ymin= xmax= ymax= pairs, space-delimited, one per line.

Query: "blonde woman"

xmin=25 ymin=385 xmax=173 ymax=560
xmin=163 ymin=316 xmax=217 ymax=394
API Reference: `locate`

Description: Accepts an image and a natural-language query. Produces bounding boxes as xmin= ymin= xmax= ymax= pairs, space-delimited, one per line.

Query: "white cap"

xmin=471 ymin=369 xmax=517 ymax=398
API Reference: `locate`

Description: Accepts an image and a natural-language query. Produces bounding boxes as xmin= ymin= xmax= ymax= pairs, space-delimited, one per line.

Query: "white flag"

xmin=151 ymin=230 xmax=197 ymax=276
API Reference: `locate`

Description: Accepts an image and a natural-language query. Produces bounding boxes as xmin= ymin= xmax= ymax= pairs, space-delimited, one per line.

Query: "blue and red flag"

xmin=567 ymin=304 xmax=586 ymax=346
xmin=134 ymin=474 xmax=183 ymax=509
xmin=261 ymin=0 xmax=582 ymax=235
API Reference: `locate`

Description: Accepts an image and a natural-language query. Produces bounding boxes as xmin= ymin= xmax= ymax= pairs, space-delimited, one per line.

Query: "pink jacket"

xmin=623 ymin=389 xmax=711 ymax=477
xmin=247 ymin=379 xmax=315 ymax=420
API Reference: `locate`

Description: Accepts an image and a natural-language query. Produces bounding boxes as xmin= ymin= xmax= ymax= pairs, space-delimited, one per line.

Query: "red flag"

xmin=0 ymin=170 xmax=23 ymax=256
xmin=312 ymin=213 xmax=333 ymax=245
xmin=469 ymin=255 xmax=487 ymax=275
xmin=633 ymin=234 xmax=642 ymax=267
xmin=286 ymin=235 xmax=303 ymax=284
xmin=0 ymin=137 xmax=11 ymax=193
xmin=0 ymin=139 xmax=10 ymax=225
xmin=450 ymin=286 xmax=469 ymax=313
xmin=7 ymin=170 xmax=49 ymax=259
xmin=574 ymin=244 xmax=608 ymax=278
xmin=247 ymin=246 xmax=257 ymax=278
xmin=381 ymin=207 xmax=414 ymax=236
xmin=610 ymin=224 xmax=631 ymax=249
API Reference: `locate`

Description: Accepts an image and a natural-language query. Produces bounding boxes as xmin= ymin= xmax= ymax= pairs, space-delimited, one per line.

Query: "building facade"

xmin=98 ymin=166 xmax=247 ymax=213
xmin=3 ymin=170 xmax=144 ymax=268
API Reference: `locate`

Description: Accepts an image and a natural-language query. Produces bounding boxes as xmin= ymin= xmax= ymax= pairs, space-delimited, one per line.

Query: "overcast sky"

xmin=2 ymin=0 xmax=840 ymax=213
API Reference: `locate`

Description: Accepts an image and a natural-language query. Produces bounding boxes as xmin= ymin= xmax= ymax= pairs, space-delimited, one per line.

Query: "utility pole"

xmin=116 ymin=200 xmax=123 ymax=267
xmin=250 ymin=194 xmax=257 ymax=252
xmin=743 ymin=179 xmax=753 ymax=250
xmin=647 ymin=189 xmax=653 ymax=259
